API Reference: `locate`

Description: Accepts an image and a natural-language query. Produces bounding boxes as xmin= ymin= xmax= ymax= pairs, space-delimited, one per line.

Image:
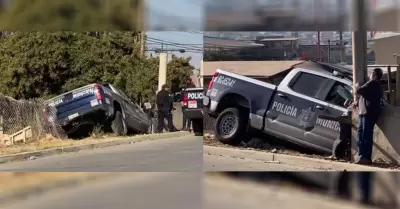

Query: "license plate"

xmin=188 ymin=101 xmax=197 ymax=108
xmin=68 ymin=113 xmax=79 ymax=120
xmin=90 ymin=99 xmax=99 ymax=107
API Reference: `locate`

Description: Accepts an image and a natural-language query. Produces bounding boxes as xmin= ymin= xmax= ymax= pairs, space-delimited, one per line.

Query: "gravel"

xmin=203 ymin=133 xmax=400 ymax=170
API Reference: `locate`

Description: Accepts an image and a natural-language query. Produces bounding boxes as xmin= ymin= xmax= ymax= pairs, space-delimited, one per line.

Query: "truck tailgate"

xmin=46 ymin=85 xmax=102 ymax=123
xmin=184 ymin=89 xmax=203 ymax=109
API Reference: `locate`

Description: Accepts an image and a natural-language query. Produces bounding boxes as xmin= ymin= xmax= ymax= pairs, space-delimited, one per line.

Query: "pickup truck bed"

xmin=44 ymin=83 xmax=150 ymax=138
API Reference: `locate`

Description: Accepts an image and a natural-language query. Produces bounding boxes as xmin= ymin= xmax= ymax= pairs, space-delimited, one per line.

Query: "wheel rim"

xmin=219 ymin=115 xmax=237 ymax=136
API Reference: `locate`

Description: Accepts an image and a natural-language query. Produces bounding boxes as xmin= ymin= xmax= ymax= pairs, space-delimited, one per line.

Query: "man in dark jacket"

xmin=353 ymin=68 xmax=383 ymax=165
xmin=180 ymin=87 xmax=191 ymax=131
xmin=156 ymin=84 xmax=173 ymax=133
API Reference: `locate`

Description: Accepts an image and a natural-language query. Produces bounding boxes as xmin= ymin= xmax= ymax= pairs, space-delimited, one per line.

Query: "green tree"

xmin=0 ymin=32 xmax=74 ymax=99
xmin=0 ymin=0 xmax=144 ymax=31
xmin=0 ymin=32 xmax=196 ymax=104
xmin=167 ymin=55 xmax=194 ymax=93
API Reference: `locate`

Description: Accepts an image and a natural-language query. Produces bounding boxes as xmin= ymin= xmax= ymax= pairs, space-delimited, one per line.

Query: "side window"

xmin=290 ymin=72 xmax=329 ymax=98
xmin=324 ymin=82 xmax=352 ymax=108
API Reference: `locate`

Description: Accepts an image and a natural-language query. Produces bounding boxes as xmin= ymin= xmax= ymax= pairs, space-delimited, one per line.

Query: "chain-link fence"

xmin=0 ymin=94 xmax=66 ymax=141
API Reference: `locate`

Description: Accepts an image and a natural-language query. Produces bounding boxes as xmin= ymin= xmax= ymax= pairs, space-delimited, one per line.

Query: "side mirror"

xmin=344 ymin=99 xmax=352 ymax=107
xmin=143 ymin=102 xmax=152 ymax=110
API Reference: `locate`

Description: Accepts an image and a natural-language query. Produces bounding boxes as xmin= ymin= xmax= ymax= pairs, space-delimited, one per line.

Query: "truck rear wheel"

xmin=192 ymin=118 xmax=203 ymax=136
xmin=214 ymin=107 xmax=248 ymax=145
xmin=111 ymin=111 xmax=127 ymax=136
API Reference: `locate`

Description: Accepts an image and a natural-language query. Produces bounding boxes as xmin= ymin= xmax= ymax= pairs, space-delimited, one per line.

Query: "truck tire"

xmin=192 ymin=118 xmax=203 ymax=136
xmin=111 ymin=111 xmax=127 ymax=136
xmin=214 ymin=107 xmax=248 ymax=145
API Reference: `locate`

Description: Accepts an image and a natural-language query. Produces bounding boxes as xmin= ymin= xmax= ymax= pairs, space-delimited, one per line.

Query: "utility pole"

xmin=140 ymin=31 xmax=145 ymax=57
xmin=158 ymin=52 xmax=168 ymax=92
xmin=138 ymin=0 xmax=146 ymax=57
xmin=339 ymin=31 xmax=344 ymax=63
xmin=317 ymin=31 xmax=321 ymax=61
xmin=200 ymin=60 xmax=204 ymax=87
xmin=155 ymin=43 xmax=186 ymax=92
xmin=338 ymin=0 xmax=345 ymax=63
xmin=328 ymin=39 xmax=331 ymax=63
xmin=352 ymin=0 xmax=368 ymax=91
xmin=158 ymin=41 xmax=167 ymax=92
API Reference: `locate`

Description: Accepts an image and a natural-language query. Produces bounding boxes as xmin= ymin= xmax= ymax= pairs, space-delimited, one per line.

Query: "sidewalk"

xmin=205 ymin=175 xmax=381 ymax=209
xmin=0 ymin=172 xmax=114 ymax=204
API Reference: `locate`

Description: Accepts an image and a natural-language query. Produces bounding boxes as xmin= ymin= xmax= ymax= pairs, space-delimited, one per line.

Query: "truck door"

xmin=110 ymin=85 xmax=141 ymax=129
xmin=265 ymin=71 xmax=331 ymax=148
xmin=308 ymin=80 xmax=352 ymax=151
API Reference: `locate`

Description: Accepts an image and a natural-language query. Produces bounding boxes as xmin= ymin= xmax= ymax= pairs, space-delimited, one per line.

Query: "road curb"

xmin=0 ymin=173 xmax=116 ymax=204
xmin=203 ymin=146 xmax=391 ymax=171
xmin=0 ymin=131 xmax=190 ymax=164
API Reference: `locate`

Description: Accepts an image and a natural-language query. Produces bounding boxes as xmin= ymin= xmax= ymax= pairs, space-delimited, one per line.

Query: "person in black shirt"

xmin=353 ymin=68 xmax=383 ymax=165
xmin=156 ymin=84 xmax=173 ymax=133
xmin=180 ymin=87 xmax=191 ymax=131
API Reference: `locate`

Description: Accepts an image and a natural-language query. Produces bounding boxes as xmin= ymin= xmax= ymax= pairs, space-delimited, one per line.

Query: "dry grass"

xmin=0 ymin=172 xmax=94 ymax=191
xmin=0 ymin=135 xmax=125 ymax=156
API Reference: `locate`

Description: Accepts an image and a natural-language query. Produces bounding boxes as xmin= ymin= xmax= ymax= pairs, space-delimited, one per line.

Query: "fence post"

xmin=0 ymin=115 xmax=3 ymax=134
xmin=387 ymin=66 xmax=394 ymax=105
xmin=397 ymin=64 xmax=400 ymax=106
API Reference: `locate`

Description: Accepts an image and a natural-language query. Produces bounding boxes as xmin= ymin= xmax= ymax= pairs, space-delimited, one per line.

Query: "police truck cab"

xmin=203 ymin=61 xmax=353 ymax=155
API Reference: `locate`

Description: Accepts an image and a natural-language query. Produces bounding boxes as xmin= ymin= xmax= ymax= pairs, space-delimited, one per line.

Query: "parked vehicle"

xmin=203 ymin=61 xmax=353 ymax=155
xmin=44 ymin=83 xmax=152 ymax=137
xmin=181 ymin=87 xmax=204 ymax=136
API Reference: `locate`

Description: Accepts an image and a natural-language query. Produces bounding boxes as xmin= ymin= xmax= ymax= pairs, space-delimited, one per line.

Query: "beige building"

xmin=372 ymin=33 xmax=400 ymax=65
xmin=201 ymin=60 xmax=304 ymax=85
xmin=371 ymin=6 xmax=400 ymax=64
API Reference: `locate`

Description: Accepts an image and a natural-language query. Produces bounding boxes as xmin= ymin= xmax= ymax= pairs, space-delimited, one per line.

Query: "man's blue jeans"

xmin=357 ymin=115 xmax=376 ymax=161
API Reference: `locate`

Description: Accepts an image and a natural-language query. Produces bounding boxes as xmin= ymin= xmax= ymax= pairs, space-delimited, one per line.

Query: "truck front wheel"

xmin=111 ymin=111 xmax=128 ymax=136
xmin=214 ymin=107 xmax=248 ymax=145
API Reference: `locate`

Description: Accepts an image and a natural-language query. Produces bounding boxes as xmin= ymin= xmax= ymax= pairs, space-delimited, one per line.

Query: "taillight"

xmin=181 ymin=93 xmax=188 ymax=106
xmin=208 ymin=72 xmax=219 ymax=90
xmin=94 ymin=84 xmax=103 ymax=100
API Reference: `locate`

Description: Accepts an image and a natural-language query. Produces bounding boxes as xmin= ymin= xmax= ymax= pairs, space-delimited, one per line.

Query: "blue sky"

xmin=146 ymin=0 xmax=203 ymax=68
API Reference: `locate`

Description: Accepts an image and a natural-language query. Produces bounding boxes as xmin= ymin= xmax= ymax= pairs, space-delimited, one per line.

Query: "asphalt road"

xmin=0 ymin=136 xmax=202 ymax=172
xmin=1 ymin=172 xmax=202 ymax=209
xmin=204 ymin=175 xmax=380 ymax=209
xmin=204 ymin=153 xmax=325 ymax=171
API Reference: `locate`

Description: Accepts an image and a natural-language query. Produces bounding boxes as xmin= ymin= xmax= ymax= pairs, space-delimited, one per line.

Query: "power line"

xmin=146 ymin=37 xmax=203 ymax=52
xmin=146 ymin=37 xmax=203 ymax=49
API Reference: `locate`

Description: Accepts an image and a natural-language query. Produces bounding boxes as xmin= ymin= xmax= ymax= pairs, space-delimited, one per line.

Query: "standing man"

xmin=181 ymin=87 xmax=191 ymax=131
xmin=353 ymin=68 xmax=383 ymax=165
xmin=156 ymin=84 xmax=174 ymax=133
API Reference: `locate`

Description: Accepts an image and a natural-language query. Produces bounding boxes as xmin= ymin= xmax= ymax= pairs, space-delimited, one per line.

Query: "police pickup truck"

xmin=203 ymin=61 xmax=353 ymax=155
xmin=44 ymin=83 xmax=151 ymax=137
xmin=181 ymin=87 xmax=204 ymax=136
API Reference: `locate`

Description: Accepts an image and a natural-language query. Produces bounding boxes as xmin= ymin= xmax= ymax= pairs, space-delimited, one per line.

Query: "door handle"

xmin=277 ymin=93 xmax=287 ymax=98
xmin=316 ymin=105 xmax=326 ymax=110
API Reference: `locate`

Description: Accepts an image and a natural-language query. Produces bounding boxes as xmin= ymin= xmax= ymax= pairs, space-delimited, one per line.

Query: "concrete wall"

xmin=372 ymin=35 xmax=400 ymax=65
xmin=352 ymin=106 xmax=400 ymax=165
xmin=155 ymin=103 xmax=184 ymax=131
xmin=350 ymin=172 xmax=399 ymax=208
xmin=172 ymin=103 xmax=184 ymax=130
